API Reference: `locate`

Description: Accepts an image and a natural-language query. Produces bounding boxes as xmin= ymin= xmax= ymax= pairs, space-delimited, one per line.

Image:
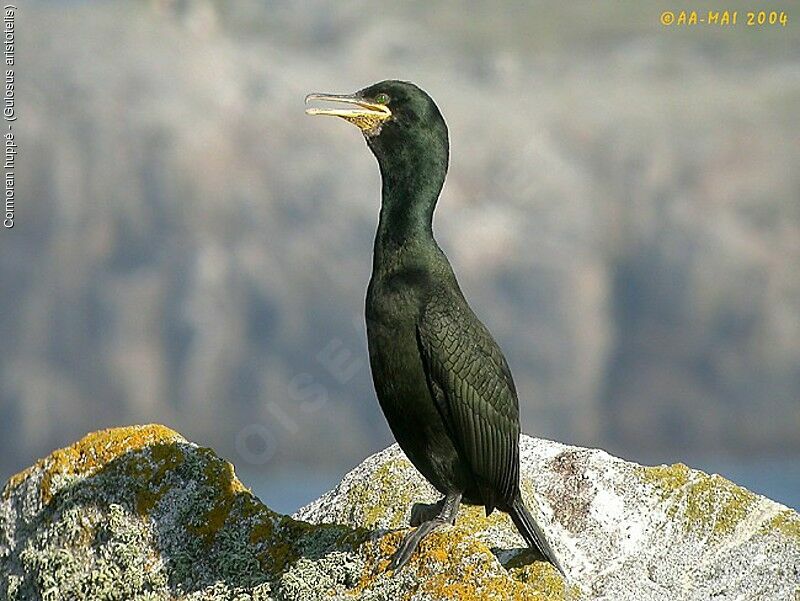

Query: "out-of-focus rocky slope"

xmin=4 ymin=1 xmax=800 ymax=482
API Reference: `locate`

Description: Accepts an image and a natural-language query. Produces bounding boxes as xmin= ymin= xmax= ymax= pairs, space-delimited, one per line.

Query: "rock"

xmin=297 ymin=437 xmax=800 ymax=600
xmin=2 ymin=426 xmax=798 ymax=600
xmin=0 ymin=425 xmax=365 ymax=601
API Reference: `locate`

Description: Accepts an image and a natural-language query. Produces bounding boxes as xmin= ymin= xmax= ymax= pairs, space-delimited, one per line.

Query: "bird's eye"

xmin=375 ymin=93 xmax=390 ymax=105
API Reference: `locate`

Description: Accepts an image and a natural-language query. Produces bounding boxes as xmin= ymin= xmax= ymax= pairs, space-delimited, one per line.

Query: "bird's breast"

xmin=366 ymin=269 xmax=423 ymax=325
xmin=365 ymin=270 xmax=427 ymax=403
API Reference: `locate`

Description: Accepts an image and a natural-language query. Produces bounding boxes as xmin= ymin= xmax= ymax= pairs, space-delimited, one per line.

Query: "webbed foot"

xmin=409 ymin=498 xmax=446 ymax=527
xmin=389 ymin=492 xmax=461 ymax=572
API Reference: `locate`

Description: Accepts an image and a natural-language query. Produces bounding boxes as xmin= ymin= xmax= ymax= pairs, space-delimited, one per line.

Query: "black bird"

xmin=306 ymin=80 xmax=564 ymax=574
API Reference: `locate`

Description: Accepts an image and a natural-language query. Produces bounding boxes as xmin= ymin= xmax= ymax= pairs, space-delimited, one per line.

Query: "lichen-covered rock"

xmin=0 ymin=425 xmax=367 ymax=601
xmin=297 ymin=437 xmax=800 ymax=601
xmin=2 ymin=427 xmax=798 ymax=600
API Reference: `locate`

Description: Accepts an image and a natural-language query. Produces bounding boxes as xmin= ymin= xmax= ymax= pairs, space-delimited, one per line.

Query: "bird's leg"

xmin=389 ymin=491 xmax=461 ymax=571
xmin=409 ymin=498 xmax=446 ymax=526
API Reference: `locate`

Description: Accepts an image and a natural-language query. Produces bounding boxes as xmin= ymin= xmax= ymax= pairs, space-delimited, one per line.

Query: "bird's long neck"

xmin=372 ymin=138 xmax=448 ymax=270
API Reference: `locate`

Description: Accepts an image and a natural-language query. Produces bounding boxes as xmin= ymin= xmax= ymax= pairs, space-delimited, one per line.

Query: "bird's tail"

xmin=508 ymin=495 xmax=565 ymax=576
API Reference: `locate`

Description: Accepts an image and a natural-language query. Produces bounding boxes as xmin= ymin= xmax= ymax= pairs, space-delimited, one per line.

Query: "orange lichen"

xmin=185 ymin=447 xmax=252 ymax=548
xmin=418 ymin=531 xmax=558 ymax=601
xmin=2 ymin=424 xmax=184 ymax=504
xmin=353 ymin=527 xmax=564 ymax=601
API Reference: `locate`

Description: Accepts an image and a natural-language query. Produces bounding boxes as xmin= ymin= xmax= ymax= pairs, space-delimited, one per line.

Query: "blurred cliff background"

xmin=4 ymin=0 xmax=799 ymax=510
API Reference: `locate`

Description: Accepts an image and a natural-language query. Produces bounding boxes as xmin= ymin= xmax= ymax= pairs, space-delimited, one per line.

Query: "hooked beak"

xmin=305 ymin=93 xmax=392 ymax=134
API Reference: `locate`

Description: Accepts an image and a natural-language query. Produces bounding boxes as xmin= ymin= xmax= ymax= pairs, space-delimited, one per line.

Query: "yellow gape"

xmin=305 ymin=93 xmax=392 ymax=136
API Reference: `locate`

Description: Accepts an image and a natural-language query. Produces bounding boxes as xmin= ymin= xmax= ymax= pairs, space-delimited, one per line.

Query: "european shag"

xmin=306 ymin=80 xmax=564 ymax=574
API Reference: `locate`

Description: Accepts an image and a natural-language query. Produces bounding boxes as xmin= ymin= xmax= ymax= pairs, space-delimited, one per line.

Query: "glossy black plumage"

xmin=308 ymin=80 xmax=563 ymax=574
xmin=417 ymin=286 xmax=520 ymax=513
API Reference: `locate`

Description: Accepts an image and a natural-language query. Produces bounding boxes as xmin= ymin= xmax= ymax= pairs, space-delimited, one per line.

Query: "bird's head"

xmin=305 ymin=80 xmax=448 ymax=169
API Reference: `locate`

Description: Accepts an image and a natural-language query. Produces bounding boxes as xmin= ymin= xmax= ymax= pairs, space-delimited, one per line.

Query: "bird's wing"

xmin=417 ymin=294 xmax=520 ymax=511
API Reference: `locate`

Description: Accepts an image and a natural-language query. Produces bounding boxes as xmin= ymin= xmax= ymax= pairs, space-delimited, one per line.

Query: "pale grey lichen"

xmin=2 ymin=426 xmax=798 ymax=601
xmin=1 ymin=426 xmax=288 ymax=600
xmin=297 ymin=437 xmax=800 ymax=601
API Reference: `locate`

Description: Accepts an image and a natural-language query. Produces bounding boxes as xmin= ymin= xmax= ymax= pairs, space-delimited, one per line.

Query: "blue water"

xmin=239 ymin=468 xmax=344 ymax=515
xmin=241 ymin=458 xmax=799 ymax=515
